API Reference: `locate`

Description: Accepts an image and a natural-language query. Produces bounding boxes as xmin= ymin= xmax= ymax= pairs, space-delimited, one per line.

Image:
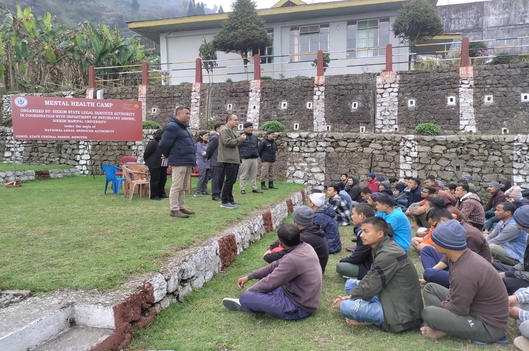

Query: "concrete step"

xmin=33 ymin=326 xmax=114 ymax=351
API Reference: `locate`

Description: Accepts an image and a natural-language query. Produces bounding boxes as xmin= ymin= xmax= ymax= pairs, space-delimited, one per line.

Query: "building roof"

xmin=128 ymin=0 xmax=407 ymax=43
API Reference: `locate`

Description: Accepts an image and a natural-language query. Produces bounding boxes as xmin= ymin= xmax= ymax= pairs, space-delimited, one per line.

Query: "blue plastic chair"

xmin=101 ymin=164 xmax=126 ymax=195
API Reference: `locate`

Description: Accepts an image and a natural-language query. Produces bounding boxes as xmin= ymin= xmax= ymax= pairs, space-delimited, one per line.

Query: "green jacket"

xmin=350 ymin=236 xmax=423 ymax=333
xmin=218 ymin=127 xmax=245 ymax=164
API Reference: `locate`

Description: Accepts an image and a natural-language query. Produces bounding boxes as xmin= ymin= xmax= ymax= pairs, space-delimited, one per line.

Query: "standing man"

xmin=159 ymin=106 xmax=196 ymax=218
xmin=206 ymin=122 xmax=225 ymax=201
xmin=238 ymin=122 xmax=262 ymax=194
xmin=218 ymin=114 xmax=246 ymax=209
xmin=259 ymin=130 xmax=277 ymax=190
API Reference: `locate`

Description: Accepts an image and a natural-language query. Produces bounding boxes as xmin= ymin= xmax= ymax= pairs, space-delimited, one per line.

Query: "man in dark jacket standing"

xmin=218 ymin=114 xmax=246 ymax=208
xmin=143 ymin=129 xmax=168 ymax=200
xmin=206 ymin=122 xmax=224 ymax=201
xmin=258 ymin=130 xmax=277 ymax=190
xmin=159 ymin=106 xmax=196 ymax=218
xmin=238 ymin=122 xmax=262 ymax=194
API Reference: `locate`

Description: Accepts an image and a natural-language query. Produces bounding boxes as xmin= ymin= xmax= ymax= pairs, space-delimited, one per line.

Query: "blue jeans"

xmin=421 ymin=246 xmax=450 ymax=288
xmin=239 ymin=288 xmax=311 ymax=320
xmin=340 ymin=279 xmax=384 ymax=326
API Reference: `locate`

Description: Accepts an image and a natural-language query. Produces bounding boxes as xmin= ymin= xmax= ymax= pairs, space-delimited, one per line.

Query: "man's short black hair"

xmin=426 ymin=207 xmax=453 ymax=222
xmin=426 ymin=197 xmax=446 ymax=209
xmin=214 ymin=122 xmax=224 ymax=131
xmin=175 ymin=106 xmax=189 ymax=115
xmin=361 ymin=187 xmax=372 ymax=195
xmin=447 ymin=183 xmax=457 ymax=191
xmin=277 ymin=223 xmax=301 ymax=247
xmin=341 ymin=173 xmax=348 ymax=177
xmin=457 ymin=184 xmax=470 ymax=192
xmin=457 ymin=179 xmax=469 ymax=185
xmin=389 ymin=176 xmax=399 ymax=183
xmin=404 ymin=176 xmax=412 ymax=180
xmin=362 ymin=217 xmax=389 ymax=236
xmin=375 ymin=194 xmax=395 ymax=207
xmin=426 ymin=175 xmax=436 ymax=181
xmin=328 ymin=185 xmax=340 ymax=193
xmin=499 ymin=201 xmax=517 ymax=215
xmin=410 ymin=178 xmax=422 ymax=186
xmin=424 ymin=186 xmax=437 ymax=195
xmin=353 ymin=204 xmax=375 ymax=218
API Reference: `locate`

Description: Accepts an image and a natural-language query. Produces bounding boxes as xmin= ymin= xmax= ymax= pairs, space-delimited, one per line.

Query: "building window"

xmin=289 ymin=25 xmax=329 ymax=62
xmin=253 ymin=30 xmax=274 ymax=64
xmin=346 ymin=18 xmax=389 ymax=58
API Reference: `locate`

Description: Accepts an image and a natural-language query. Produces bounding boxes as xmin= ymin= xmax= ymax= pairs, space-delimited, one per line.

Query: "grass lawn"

xmin=0 ymin=163 xmax=74 ymax=172
xmin=128 ymin=225 xmax=520 ymax=351
xmin=0 ymin=176 xmax=304 ymax=293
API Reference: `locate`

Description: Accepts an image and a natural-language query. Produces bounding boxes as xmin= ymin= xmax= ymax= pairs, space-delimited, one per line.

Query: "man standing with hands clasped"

xmin=159 ymin=106 xmax=196 ymax=218
xmin=218 ymin=114 xmax=246 ymax=208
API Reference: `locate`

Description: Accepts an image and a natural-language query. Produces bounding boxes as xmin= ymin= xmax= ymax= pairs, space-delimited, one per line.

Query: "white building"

xmin=128 ymin=0 xmax=413 ymax=83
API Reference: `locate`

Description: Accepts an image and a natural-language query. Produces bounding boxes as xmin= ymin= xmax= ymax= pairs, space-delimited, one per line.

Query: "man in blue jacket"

xmin=159 ymin=106 xmax=196 ymax=218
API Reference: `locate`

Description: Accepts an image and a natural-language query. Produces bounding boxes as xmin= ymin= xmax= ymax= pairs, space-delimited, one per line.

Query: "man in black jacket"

xmin=159 ymin=106 xmax=196 ymax=218
xmin=206 ymin=122 xmax=224 ymax=201
xmin=238 ymin=122 xmax=262 ymax=194
xmin=258 ymin=130 xmax=277 ymax=190
xmin=143 ymin=129 xmax=168 ymax=200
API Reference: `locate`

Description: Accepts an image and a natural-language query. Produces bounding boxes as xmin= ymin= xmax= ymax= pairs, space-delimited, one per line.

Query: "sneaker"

xmin=180 ymin=208 xmax=195 ymax=215
xmin=170 ymin=210 xmax=189 ymax=218
xmin=230 ymin=201 xmax=242 ymax=206
xmin=201 ymin=191 xmax=210 ymax=195
xmin=194 ymin=193 xmax=201 ymax=197
xmin=252 ymin=189 xmax=263 ymax=193
xmin=514 ymin=336 xmax=529 ymax=351
xmin=240 ymin=190 xmax=246 ymax=194
xmin=222 ymin=298 xmax=242 ymax=311
xmin=221 ymin=203 xmax=237 ymax=209
xmin=212 ymin=197 xmax=221 ymax=201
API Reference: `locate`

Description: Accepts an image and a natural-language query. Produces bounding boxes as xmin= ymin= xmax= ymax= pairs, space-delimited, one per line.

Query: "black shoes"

xmin=261 ymin=182 xmax=268 ymax=190
xmin=268 ymin=182 xmax=278 ymax=189
xmin=212 ymin=197 xmax=221 ymax=201
xmin=252 ymin=189 xmax=262 ymax=193
xmin=241 ymin=190 xmax=246 ymax=194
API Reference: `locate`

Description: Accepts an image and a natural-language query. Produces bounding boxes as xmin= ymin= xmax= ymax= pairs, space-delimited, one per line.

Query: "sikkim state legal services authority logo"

xmin=14 ymin=96 xmax=28 ymax=108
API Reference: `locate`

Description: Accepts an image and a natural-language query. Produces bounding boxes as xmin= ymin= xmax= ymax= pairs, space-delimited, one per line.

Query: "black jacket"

xmin=258 ymin=137 xmax=277 ymax=163
xmin=158 ymin=117 xmax=196 ymax=167
xmin=345 ymin=177 xmax=363 ymax=202
xmin=238 ymin=133 xmax=259 ymax=159
xmin=143 ymin=138 xmax=163 ymax=169
xmin=206 ymin=133 xmax=222 ymax=167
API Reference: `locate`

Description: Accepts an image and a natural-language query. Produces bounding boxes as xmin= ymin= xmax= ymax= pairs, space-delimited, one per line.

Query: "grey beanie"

xmin=380 ymin=180 xmax=391 ymax=190
xmin=514 ymin=205 xmax=529 ymax=230
xmin=431 ymin=219 xmax=467 ymax=250
xmin=292 ymin=205 xmax=314 ymax=226
xmin=489 ymin=182 xmax=500 ymax=191
xmin=463 ymin=174 xmax=472 ymax=181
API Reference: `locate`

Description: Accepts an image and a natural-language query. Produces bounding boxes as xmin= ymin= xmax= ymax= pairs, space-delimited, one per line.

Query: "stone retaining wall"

xmin=0 ymin=168 xmax=81 ymax=185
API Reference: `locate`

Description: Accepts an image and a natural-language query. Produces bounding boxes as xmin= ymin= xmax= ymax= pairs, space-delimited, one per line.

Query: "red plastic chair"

xmin=187 ymin=166 xmax=200 ymax=194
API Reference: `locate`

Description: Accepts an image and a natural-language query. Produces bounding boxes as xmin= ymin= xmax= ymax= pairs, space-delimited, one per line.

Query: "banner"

xmin=11 ymin=96 xmax=143 ymax=141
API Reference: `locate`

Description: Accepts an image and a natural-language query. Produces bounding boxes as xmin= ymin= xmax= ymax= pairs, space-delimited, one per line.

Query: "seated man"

xmin=507 ymin=286 xmax=529 ymax=351
xmin=327 ymin=184 xmax=351 ymax=226
xmin=264 ymin=205 xmax=329 ymax=273
xmin=360 ymin=187 xmax=372 ymax=204
xmin=486 ymin=201 xmax=527 ymax=265
xmin=336 ymin=182 xmax=353 ymax=212
xmin=365 ymin=173 xmax=378 ymax=193
xmin=345 ymin=176 xmax=363 ymax=205
xmin=407 ymin=178 xmax=423 ymax=209
xmin=425 ymin=175 xmax=445 ymax=192
xmin=374 ymin=194 xmax=412 ymax=252
xmin=405 ymin=186 xmax=436 ymax=228
xmin=393 ymin=182 xmax=408 ymax=210
xmin=332 ymin=217 xmax=423 ymax=332
xmin=336 ymin=204 xmax=375 ymax=279
xmin=484 ymin=181 xmax=507 ymax=220
xmin=455 ymin=184 xmax=485 ymax=230
xmin=309 ymin=190 xmax=341 ymax=254
xmin=420 ymin=211 xmax=492 ymax=288
xmin=421 ymin=220 xmax=509 ymax=344
xmin=223 ymin=223 xmax=322 ymax=320
xmin=378 ymin=181 xmax=393 ymax=196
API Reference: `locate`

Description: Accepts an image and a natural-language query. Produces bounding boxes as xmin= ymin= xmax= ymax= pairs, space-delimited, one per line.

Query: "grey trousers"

xmin=422 ymin=283 xmax=506 ymax=343
xmin=239 ymin=158 xmax=258 ymax=191
xmin=261 ymin=162 xmax=275 ymax=182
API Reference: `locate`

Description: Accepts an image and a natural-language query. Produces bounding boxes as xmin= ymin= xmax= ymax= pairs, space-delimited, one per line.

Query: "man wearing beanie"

xmin=366 ymin=173 xmax=378 ymax=193
xmin=222 ymin=223 xmax=322 ymax=320
xmin=421 ymin=219 xmax=509 ymax=344
xmin=263 ymin=205 xmax=329 ymax=273
xmin=238 ymin=122 xmax=262 ymax=194
xmin=332 ymin=217 xmax=423 ymax=332
xmin=309 ymin=189 xmax=341 ymax=254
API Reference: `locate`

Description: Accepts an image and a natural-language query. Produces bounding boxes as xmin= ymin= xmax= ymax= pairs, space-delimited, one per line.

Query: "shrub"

xmin=261 ymin=76 xmax=273 ymax=80
xmin=225 ymin=78 xmax=233 ymax=83
xmin=142 ymin=120 xmax=161 ymax=129
xmin=492 ymin=52 xmax=512 ymax=65
xmin=469 ymin=42 xmax=487 ymax=57
xmin=414 ymin=123 xmax=442 ymax=136
xmin=261 ymin=120 xmax=285 ymax=133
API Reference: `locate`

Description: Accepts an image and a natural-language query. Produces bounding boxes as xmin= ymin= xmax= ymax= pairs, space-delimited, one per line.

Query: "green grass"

xmin=0 ymin=163 xmax=74 ymax=172
xmin=128 ymin=226 xmax=520 ymax=351
xmin=0 ymin=176 xmax=303 ymax=293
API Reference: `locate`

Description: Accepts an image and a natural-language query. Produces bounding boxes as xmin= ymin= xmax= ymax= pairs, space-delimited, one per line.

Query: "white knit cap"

xmin=309 ymin=193 xmax=326 ymax=207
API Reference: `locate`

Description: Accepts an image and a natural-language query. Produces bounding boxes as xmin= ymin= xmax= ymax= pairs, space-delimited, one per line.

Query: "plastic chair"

xmin=101 ymin=164 xmax=126 ymax=195
xmin=124 ymin=164 xmax=150 ymax=200
xmin=116 ymin=156 xmax=138 ymax=176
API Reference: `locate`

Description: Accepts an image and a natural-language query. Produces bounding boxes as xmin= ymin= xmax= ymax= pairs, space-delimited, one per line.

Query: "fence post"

xmin=141 ymin=62 xmax=149 ymax=86
xmin=254 ymin=54 xmax=261 ymax=80
xmin=195 ymin=58 xmax=203 ymax=84
xmin=88 ymin=66 xmax=96 ymax=89
xmin=386 ymin=44 xmax=393 ymax=72
xmin=317 ymin=50 xmax=324 ymax=77
xmin=460 ymin=37 xmax=470 ymax=67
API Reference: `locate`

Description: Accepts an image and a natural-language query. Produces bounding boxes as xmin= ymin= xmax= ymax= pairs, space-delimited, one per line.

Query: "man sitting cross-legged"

xmin=309 ymin=190 xmax=342 ymax=254
xmin=332 ymin=217 xmax=423 ymax=332
xmin=327 ymin=184 xmax=351 ymax=226
xmin=336 ymin=204 xmax=375 ymax=279
xmin=374 ymin=194 xmax=412 ymax=252
xmin=223 ymin=223 xmax=322 ymax=320
xmin=421 ymin=220 xmax=509 ymax=345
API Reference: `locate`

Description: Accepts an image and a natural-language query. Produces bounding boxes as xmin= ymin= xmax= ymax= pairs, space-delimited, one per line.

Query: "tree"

xmin=392 ymin=0 xmax=444 ymax=46
xmin=218 ymin=4 xmax=224 ymax=13
xmin=186 ymin=0 xmax=195 ymax=16
xmin=131 ymin=0 xmax=140 ymax=14
xmin=212 ymin=0 xmax=271 ymax=66
xmin=196 ymin=2 xmax=206 ymax=15
xmin=199 ymin=38 xmax=218 ymax=76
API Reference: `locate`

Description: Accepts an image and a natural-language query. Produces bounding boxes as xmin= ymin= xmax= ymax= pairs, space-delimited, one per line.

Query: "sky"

xmin=204 ymin=0 xmax=487 ymax=12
